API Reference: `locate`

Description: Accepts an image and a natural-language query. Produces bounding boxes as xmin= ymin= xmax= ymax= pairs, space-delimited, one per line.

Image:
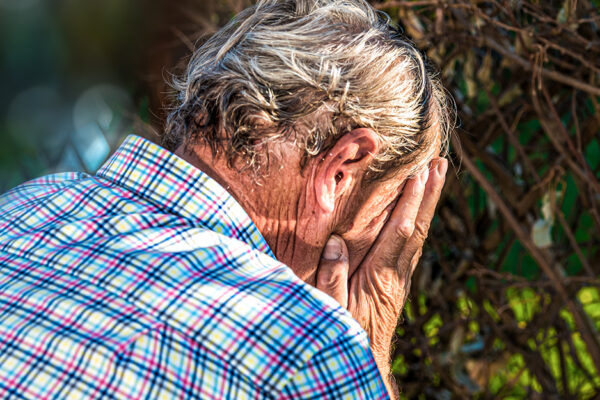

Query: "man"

xmin=0 ymin=0 xmax=452 ymax=398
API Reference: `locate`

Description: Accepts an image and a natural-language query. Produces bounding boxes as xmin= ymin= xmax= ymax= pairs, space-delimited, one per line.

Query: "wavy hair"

xmin=163 ymin=0 xmax=454 ymax=180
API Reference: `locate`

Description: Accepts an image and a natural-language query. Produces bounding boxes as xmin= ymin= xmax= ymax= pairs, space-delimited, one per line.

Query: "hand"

xmin=316 ymin=158 xmax=448 ymax=396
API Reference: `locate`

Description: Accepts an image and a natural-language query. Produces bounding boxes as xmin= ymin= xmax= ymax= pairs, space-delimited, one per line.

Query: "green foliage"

xmin=388 ymin=0 xmax=600 ymax=398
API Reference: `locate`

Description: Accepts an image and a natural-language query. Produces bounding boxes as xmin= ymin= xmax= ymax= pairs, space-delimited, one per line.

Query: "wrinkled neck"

xmin=174 ymin=144 xmax=327 ymax=285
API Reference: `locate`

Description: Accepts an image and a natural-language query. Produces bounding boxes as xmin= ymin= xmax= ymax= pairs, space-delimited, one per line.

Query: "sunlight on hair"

xmin=164 ymin=0 xmax=455 ymax=180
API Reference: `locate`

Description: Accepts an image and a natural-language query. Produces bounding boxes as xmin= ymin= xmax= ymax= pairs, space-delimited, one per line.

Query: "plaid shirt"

xmin=0 ymin=135 xmax=388 ymax=399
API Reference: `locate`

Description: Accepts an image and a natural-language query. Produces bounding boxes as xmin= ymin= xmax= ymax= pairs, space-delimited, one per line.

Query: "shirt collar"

xmin=96 ymin=135 xmax=274 ymax=257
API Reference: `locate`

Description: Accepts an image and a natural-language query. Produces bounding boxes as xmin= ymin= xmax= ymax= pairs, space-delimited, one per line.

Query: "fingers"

xmin=399 ymin=158 xmax=447 ymax=271
xmin=344 ymin=159 xmax=447 ymax=368
xmin=412 ymin=158 xmax=448 ymax=245
xmin=391 ymin=166 xmax=429 ymax=240
xmin=364 ymin=166 xmax=430 ymax=268
xmin=316 ymin=235 xmax=349 ymax=309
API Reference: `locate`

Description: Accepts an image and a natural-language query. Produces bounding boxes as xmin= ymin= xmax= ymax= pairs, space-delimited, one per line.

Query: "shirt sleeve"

xmin=278 ymin=330 xmax=391 ymax=399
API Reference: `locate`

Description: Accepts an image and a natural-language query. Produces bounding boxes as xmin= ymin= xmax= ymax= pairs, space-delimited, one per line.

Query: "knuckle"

xmin=326 ymin=268 xmax=347 ymax=285
xmin=317 ymin=265 xmax=347 ymax=287
xmin=414 ymin=220 xmax=430 ymax=240
xmin=395 ymin=221 xmax=414 ymax=239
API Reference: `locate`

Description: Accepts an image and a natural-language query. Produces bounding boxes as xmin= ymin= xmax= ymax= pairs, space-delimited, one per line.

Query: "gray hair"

xmin=163 ymin=0 xmax=453 ymax=180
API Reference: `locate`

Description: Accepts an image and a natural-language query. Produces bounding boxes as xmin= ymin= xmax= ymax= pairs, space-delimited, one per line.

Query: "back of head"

xmin=164 ymin=0 xmax=452 ymax=180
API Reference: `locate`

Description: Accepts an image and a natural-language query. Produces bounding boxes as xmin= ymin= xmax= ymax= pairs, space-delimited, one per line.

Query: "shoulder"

xmin=0 ymin=171 xmax=377 ymax=397
xmin=0 ymin=172 xmax=88 ymax=210
xmin=65 ymin=230 xmax=372 ymax=398
xmin=152 ymin=232 xmax=369 ymax=394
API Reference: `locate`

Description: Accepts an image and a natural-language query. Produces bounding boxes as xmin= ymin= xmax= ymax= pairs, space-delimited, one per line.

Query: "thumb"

xmin=316 ymin=235 xmax=349 ymax=309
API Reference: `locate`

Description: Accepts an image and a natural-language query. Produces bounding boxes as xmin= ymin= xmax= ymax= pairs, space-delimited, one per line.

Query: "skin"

xmin=176 ymin=126 xmax=447 ymax=399
xmin=317 ymin=157 xmax=447 ymax=397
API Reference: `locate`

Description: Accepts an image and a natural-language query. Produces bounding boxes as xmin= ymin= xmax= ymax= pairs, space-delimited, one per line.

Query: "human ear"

xmin=314 ymin=128 xmax=380 ymax=213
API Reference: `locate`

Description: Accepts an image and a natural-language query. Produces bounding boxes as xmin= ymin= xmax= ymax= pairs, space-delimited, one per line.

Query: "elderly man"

xmin=0 ymin=0 xmax=451 ymax=398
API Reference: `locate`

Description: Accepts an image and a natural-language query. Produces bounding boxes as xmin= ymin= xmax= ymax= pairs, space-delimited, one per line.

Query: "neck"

xmin=175 ymin=144 xmax=326 ymax=285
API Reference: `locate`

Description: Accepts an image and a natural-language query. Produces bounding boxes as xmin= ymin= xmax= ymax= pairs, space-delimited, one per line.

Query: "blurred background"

xmin=1 ymin=0 xmax=599 ymax=398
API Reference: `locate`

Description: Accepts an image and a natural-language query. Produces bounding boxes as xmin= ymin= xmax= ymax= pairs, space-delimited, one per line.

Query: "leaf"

xmin=464 ymin=52 xmax=477 ymax=100
xmin=507 ymin=287 xmax=541 ymax=322
xmin=532 ymin=190 xmax=562 ymax=248
xmin=449 ymin=325 xmax=465 ymax=355
xmin=532 ymin=218 xmax=553 ymax=248
xmin=498 ymin=85 xmax=523 ymax=107
xmin=477 ymin=52 xmax=493 ymax=89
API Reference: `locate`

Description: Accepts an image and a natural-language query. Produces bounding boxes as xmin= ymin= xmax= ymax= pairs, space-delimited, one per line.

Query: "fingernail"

xmin=437 ymin=158 xmax=448 ymax=176
xmin=323 ymin=236 xmax=342 ymax=260
xmin=428 ymin=160 xmax=435 ymax=171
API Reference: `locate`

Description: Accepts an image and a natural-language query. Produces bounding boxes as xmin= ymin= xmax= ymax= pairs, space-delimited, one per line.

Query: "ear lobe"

xmin=314 ymin=128 xmax=380 ymax=214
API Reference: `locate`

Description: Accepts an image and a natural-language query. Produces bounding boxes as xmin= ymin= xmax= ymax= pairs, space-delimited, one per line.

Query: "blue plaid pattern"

xmin=0 ymin=135 xmax=389 ymax=399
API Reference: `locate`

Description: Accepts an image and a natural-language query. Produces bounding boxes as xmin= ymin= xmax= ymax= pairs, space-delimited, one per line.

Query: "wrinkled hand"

xmin=316 ymin=158 xmax=447 ymax=396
